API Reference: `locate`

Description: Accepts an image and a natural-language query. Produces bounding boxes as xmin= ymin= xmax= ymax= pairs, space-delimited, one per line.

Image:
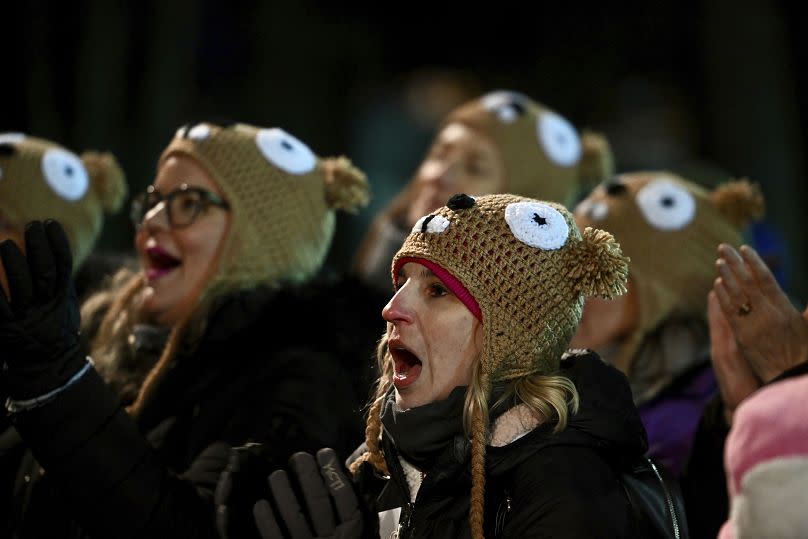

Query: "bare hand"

xmin=707 ymin=291 xmax=760 ymax=424
xmin=713 ymin=244 xmax=808 ymax=383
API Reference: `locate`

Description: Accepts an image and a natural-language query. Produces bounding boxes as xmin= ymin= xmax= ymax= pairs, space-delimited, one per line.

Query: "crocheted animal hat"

xmin=0 ymin=132 xmax=127 ymax=269
xmin=574 ymin=172 xmax=764 ymax=373
xmin=444 ymin=90 xmax=614 ymax=207
xmin=392 ymin=192 xmax=629 ymax=538
xmin=159 ymin=122 xmax=370 ymax=294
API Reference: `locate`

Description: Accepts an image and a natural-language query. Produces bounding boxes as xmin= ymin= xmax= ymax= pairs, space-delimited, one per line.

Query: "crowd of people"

xmin=0 ymin=90 xmax=805 ymax=538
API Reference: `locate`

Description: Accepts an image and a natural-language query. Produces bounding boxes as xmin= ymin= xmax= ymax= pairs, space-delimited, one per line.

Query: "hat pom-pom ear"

xmin=577 ymin=130 xmax=615 ymax=190
xmin=322 ymin=156 xmax=371 ymax=214
xmin=81 ymin=151 xmax=128 ymax=213
xmin=567 ymin=227 xmax=629 ymax=299
xmin=711 ymin=178 xmax=765 ymax=229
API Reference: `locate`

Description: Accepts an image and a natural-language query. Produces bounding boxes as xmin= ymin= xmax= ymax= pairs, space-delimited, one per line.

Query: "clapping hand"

xmin=713 ymin=244 xmax=808 ymax=383
xmin=707 ymin=290 xmax=761 ymax=425
xmin=0 ymin=220 xmax=85 ymax=401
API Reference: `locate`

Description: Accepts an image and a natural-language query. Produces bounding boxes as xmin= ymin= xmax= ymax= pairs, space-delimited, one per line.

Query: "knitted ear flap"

xmin=577 ymin=130 xmax=615 ymax=192
xmin=322 ymin=156 xmax=370 ymax=213
xmin=81 ymin=151 xmax=128 ymax=213
xmin=711 ymin=178 xmax=765 ymax=229
xmin=567 ymin=226 xmax=630 ymax=299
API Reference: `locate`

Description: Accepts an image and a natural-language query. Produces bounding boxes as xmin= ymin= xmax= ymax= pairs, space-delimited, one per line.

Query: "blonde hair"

xmin=350 ymin=332 xmax=579 ymax=538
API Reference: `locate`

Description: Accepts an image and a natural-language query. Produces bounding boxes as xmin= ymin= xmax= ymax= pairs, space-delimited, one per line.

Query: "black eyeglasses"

xmin=130 ymin=183 xmax=230 ymax=229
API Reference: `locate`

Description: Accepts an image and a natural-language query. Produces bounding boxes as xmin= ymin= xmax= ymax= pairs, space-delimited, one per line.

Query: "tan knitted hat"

xmin=0 ymin=132 xmax=127 ymax=269
xmin=445 ymin=90 xmax=614 ymax=207
xmin=393 ymin=192 xmax=629 ymax=383
xmin=574 ymin=172 xmax=765 ymax=373
xmin=159 ymin=122 xmax=370 ymax=293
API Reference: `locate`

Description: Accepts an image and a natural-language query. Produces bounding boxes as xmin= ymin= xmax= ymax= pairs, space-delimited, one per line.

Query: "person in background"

xmin=0 ymin=132 xmax=127 ymax=533
xmin=717 ymin=373 xmax=808 ymax=539
xmin=0 ymin=121 xmax=375 ymax=538
xmin=353 ymin=90 xmax=614 ymax=295
xmin=682 ymin=242 xmax=808 ymax=538
xmin=0 ymin=131 xmax=128 ymax=300
xmin=570 ymin=172 xmax=764 ymax=477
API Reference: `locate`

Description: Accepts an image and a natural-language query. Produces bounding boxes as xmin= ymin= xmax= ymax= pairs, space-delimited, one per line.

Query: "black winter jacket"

xmin=351 ymin=350 xmax=649 ymax=538
xmin=0 ymin=275 xmax=385 ymax=539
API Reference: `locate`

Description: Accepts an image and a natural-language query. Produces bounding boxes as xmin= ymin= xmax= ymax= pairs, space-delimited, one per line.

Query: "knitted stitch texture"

xmin=159 ymin=123 xmax=369 ymax=293
xmin=446 ymin=91 xmax=613 ymax=207
xmin=394 ymin=192 xmax=629 ymax=382
xmin=574 ymin=172 xmax=764 ymax=373
xmin=0 ymin=133 xmax=127 ymax=268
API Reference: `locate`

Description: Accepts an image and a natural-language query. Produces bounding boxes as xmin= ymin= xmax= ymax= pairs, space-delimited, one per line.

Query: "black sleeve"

xmin=10 ymin=368 xmax=218 ymax=539
xmin=502 ymin=446 xmax=632 ymax=538
xmin=679 ymin=393 xmax=729 ymax=539
xmin=11 ymin=338 xmax=364 ymax=539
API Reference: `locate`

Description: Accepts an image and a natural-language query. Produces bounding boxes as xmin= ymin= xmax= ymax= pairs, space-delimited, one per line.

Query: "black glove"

xmin=216 ymin=443 xmax=274 ymax=539
xmin=0 ymin=220 xmax=85 ymax=401
xmin=253 ymin=448 xmax=364 ymax=539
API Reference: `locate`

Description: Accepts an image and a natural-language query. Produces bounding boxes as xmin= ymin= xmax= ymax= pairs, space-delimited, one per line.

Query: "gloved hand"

xmin=254 ymin=448 xmax=364 ymax=539
xmin=216 ymin=443 xmax=274 ymax=539
xmin=215 ymin=446 xmax=364 ymax=539
xmin=0 ymin=220 xmax=85 ymax=401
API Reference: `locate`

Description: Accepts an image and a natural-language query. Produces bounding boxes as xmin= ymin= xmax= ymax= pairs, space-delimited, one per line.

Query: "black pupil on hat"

xmin=506 ymin=102 xmax=526 ymax=116
xmin=281 ymin=140 xmax=293 ymax=151
xmin=447 ymin=193 xmax=476 ymax=210
xmin=532 ymin=213 xmax=547 ymax=226
xmin=65 ymin=165 xmax=74 ymax=176
xmin=661 ymin=196 xmax=675 ymax=208
xmin=420 ymin=215 xmax=436 ymax=233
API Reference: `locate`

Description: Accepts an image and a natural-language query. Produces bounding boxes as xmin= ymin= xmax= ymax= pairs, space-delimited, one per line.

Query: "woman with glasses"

xmin=0 ymin=122 xmax=378 ymax=538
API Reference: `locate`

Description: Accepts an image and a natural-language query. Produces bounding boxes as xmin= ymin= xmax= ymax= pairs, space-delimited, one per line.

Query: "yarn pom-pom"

xmin=711 ymin=178 xmax=765 ymax=229
xmin=322 ymin=156 xmax=370 ymax=213
xmin=81 ymin=151 xmax=128 ymax=213
xmin=567 ymin=226 xmax=629 ymax=299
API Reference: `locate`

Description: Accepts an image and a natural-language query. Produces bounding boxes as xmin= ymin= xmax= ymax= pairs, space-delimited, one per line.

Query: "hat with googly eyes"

xmin=444 ymin=90 xmax=614 ymax=207
xmin=0 ymin=133 xmax=127 ymax=269
xmin=393 ymin=192 xmax=629 ymax=382
xmin=574 ymin=172 xmax=765 ymax=373
xmin=159 ymin=123 xmax=370 ymax=292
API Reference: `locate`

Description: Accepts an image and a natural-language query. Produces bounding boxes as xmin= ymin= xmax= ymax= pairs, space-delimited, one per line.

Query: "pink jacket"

xmin=718 ymin=374 xmax=808 ymax=539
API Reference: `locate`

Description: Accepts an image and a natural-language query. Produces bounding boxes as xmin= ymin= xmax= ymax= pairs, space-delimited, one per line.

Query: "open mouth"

xmin=145 ymin=246 xmax=181 ymax=280
xmin=389 ymin=342 xmax=423 ymax=389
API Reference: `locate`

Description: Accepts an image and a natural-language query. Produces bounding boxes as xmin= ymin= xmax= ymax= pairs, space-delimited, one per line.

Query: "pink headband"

xmin=394 ymin=257 xmax=483 ymax=321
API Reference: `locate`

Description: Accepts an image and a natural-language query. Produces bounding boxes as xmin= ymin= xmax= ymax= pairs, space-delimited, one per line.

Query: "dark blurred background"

xmin=2 ymin=0 xmax=806 ymax=302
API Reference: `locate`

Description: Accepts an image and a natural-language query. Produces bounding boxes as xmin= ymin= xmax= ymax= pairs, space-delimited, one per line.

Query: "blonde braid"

xmin=470 ymin=404 xmax=487 ymax=539
xmin=349 ymin=393 xmax=389 ymax=476
xmin=350 ymin=331 xmax=393 ymax=476
xmin=469 ymin=369 xmax=490 ymax=539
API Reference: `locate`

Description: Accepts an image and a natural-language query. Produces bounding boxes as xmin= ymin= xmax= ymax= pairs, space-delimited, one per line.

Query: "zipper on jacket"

xmin=494 ymin=493 xmax=511 ymax=537
xmin=394 ymin=502 xmax=415 ymax=538
xmin=648 ymin=459 xmax=680 ymax=539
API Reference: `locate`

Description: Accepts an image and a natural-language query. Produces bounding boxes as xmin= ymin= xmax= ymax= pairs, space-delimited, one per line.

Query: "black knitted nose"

xmin=604 ymin=179 xmax=627 ymax=196
xmin=447 ymin=193 xmax=476 ymax=210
